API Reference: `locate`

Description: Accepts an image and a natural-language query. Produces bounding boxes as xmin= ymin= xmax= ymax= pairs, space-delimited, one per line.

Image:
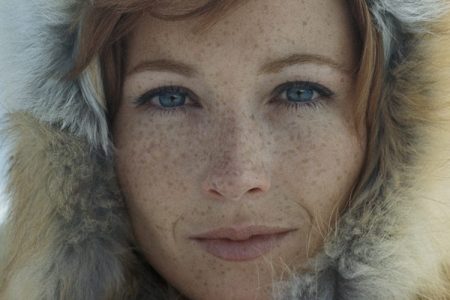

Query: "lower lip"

xmin=193 ymin=231 xmax=292 ymax=261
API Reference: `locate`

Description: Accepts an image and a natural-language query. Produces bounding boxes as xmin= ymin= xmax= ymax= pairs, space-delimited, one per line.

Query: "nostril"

xmin=210 ymin=190 xmax=222 ymax=197
xmin=249 ymin=188 xmax=260 ymax=193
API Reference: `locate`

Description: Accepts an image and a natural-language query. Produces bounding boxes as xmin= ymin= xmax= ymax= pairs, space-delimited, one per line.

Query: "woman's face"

xmin=113 ymin=0 xmax=365 ymax=299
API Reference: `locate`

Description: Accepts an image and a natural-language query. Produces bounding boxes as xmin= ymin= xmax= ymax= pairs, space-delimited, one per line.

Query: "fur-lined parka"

xmin=1 ymin=0 xmax=450 ymax=299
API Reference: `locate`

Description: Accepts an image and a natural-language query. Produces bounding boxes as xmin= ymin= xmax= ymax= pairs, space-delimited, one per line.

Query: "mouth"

xmin=189 ymin=225 xmax=297 ymax=261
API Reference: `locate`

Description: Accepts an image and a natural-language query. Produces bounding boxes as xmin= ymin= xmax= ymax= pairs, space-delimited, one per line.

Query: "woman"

xmin=1 ymin=0 xmax=450 ymax=299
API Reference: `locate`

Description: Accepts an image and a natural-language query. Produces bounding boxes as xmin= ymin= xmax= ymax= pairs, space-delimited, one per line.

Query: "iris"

xmin=159 ymin=92 xmax=186 ymax=108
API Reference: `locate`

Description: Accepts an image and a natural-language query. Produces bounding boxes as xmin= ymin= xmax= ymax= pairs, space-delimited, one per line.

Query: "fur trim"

xmin=0 ymin=0 xmax=110 ymax=152
xmin=369 ymin=0 xmax=450 ymax=67
xmin=0 ymin=113 xmax=137 ymax=299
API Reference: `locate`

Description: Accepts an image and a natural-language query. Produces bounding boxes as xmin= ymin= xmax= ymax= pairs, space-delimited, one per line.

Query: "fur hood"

xmin=1 ymin=0 xmax=450 ymax=299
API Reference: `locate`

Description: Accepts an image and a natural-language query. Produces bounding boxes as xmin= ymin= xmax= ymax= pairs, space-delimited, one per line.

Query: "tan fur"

xmin=0 ymin=112 xmax=140 ymax=299
xmin=410 ymin=10 xmax=450 ymax=299
xmin=0 ymin=112 xmax=68 ymax=297
xmin=361 ymin=8 xmax=450 ymax=299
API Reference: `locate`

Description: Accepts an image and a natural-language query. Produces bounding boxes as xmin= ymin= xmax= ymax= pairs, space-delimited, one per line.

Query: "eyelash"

xmin=132 ymin=81 xmax=335 ymax=116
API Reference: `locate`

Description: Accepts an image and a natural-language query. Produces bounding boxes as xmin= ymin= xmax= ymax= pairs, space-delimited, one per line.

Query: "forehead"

xmin=126 ymin=0 xmax=359 ymax=74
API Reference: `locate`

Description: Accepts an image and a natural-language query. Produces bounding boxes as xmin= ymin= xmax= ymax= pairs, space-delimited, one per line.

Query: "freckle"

xmin=258 ymin=26 xmax=264 ymax=34
xmin=302 ymin=21 xmax=308 ymax=26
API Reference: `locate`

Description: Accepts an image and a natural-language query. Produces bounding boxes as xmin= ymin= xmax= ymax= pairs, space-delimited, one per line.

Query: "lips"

xmin=190 ymin=225 xmax=296 ymax=241
xmin=190 ymin=225 xmax=297 ymax=261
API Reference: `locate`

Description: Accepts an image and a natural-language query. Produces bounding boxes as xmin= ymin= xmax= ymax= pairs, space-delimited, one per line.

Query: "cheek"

xmin=114 ymin=110 xmax=191 ymax=193
xmin=114 ymin=109 xmax=208 ymax=262
xmin=276 ymin=114 xmax=365 ymax=229
xmin=113 ymin=112 xmax=200 ymax=257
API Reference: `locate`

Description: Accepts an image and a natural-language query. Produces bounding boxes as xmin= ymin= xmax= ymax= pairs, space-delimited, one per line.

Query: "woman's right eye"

xmin=133 ymin=85 xmax=197 ymax=115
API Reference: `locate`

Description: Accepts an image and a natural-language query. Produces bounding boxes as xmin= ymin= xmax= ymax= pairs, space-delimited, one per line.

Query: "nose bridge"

xmin=202 ymin=109 xmax=271 ymax=202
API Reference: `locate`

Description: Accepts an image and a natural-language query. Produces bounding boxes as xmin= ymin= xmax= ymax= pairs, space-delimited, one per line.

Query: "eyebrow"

xmin=126 ymin=53 xmax=355 ymax=78
xmin=259 ymin=53 xmax=355 ymax=76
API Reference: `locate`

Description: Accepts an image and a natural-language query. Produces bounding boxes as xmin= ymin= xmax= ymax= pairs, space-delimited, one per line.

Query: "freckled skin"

xmin=113 ymin=0 xmax=366 ymax=299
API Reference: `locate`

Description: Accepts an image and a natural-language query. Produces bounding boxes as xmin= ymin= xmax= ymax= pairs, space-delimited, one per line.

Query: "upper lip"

xmin=189 ymin=225 xmax=296 ymax=241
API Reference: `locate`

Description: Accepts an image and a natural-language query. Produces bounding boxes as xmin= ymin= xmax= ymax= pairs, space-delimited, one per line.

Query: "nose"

xmin=201 ymin=114 xmax=271 ymax=202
